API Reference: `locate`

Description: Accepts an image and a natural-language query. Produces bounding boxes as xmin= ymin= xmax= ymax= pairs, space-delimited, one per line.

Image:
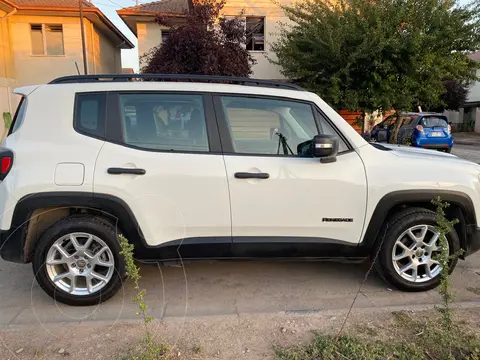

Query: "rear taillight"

xmin=448 ymin=125 xmax=451 ymax=135
xmin=416 ymin=125 xmax=424 ymax=134
xmin=0 ymin=148 xmax=13 ymax=180
xmin=1 ymin=157 xmax=12 ymax=174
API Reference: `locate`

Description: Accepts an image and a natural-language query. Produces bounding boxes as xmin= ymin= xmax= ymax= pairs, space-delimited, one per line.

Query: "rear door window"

xmin=421 ymin=117 xmax=448 ymax=128
xmin=117 ymin=93 xmax=209 ymax=152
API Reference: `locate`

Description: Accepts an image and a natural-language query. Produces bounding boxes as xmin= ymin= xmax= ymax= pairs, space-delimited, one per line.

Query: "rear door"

xmin=94 ymin=92 xmax=231 ymax=252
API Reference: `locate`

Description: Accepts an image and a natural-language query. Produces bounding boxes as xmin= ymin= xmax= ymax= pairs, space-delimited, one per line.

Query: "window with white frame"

xmin=246 ymin=17 xmax=265 ymax=51
xmin=30 ymin=24 xmax=64 ymax=55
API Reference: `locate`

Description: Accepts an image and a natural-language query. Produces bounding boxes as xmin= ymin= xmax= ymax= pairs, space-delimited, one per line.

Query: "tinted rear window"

xmin=421 ymin=117 xmax=448 ymax=128
xmin=9 ymin=97 xmax=27 ymax=135
xmin=74 ymin=93 xmax=107 ymax=139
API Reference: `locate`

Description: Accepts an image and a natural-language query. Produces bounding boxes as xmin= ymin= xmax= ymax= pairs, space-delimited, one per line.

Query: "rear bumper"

xmin=465 ymin=225 xmax=480 ymax=257
xmin=414 ymin=136 xmax=454 ymax=149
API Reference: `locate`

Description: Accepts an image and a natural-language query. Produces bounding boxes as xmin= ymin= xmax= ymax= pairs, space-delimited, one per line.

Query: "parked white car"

xmin=0 ymin=74 xmax=479 ymax=306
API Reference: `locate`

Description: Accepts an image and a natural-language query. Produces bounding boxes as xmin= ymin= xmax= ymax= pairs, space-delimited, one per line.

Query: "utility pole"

xmin=79 ymin=0 xmax=88 ymax=74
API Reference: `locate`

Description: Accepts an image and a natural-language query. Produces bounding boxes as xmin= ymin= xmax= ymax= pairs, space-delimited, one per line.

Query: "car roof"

xmin=15 ymin=74 xmax=312 ymax=100
xmin=17 ymin=81 xmax=317 ymax=103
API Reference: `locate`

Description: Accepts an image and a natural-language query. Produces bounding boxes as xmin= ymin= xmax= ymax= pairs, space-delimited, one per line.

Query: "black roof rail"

xmin=48 ymin=74 xmax=305 ymax=91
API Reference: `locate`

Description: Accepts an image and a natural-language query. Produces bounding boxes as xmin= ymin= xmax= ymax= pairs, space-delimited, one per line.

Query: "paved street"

xmin=452 ymin=144 xmax=480 ymax=163
xmin=0 ymin=139 xmax=480 ymax=327
xmin=0 ymin=251 xmax=479 ymax=327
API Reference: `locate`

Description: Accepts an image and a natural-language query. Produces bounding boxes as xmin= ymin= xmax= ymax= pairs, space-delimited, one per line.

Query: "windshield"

xmin=421 ymin=117 xmax=448 ymax=128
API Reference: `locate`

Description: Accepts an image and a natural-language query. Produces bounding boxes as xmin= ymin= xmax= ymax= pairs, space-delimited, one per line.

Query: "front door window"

xmin=219 ymin=96 xmax=348 ymax=155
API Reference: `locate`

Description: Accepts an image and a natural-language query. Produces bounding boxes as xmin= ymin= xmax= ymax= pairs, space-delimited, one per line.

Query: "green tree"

xmin=271 ymin=0 xmax=480 ymax=141
xmin=427 ymin=78 xmax=469 ymax=112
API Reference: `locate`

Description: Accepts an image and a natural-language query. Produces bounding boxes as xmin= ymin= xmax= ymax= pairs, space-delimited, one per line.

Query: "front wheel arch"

xmin=362 ymin=190 xmax=475 ymax=258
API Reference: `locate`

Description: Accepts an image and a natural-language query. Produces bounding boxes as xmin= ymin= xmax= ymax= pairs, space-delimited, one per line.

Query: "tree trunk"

xmin=390 ymin=111 xmax=404 ymax=144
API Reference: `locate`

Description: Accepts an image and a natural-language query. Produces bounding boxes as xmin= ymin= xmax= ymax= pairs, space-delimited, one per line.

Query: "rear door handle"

xmin=234 ymin=172 xmax=269 ymax=179
xmin=107 ymin=167 xmax=146 ymax=175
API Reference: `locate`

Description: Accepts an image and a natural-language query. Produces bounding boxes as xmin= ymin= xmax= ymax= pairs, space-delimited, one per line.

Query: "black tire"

xmin=445 ymin=148 xmax=452 ymax=153
xmin=374 ymin=208 xmax=459 ymax=292
xmin=33 ymin=215 xmax=125 ymax=306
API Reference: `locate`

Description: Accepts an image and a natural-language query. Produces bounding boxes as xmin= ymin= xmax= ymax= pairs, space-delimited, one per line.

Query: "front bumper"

xmin=465 ymin=225 xmax=480 ymax=257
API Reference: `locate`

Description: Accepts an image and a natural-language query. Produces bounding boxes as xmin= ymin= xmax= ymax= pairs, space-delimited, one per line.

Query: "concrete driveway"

xmin=0 ymin=254 xmax=479 ymax=327
xmin=452 ymin=132 xmax=480 ymax=163
xmin=0 ymin=138 xmax=480 ymax=327
xmin=452 ymin=144 xmax=480 ymax=163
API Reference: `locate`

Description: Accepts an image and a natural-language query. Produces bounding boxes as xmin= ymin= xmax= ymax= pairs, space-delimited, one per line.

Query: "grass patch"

xmin=276 ymin=312 xmax=480 ymax=360
xmin=121 ymin=338 xmax=171 ymax=360
xmin=119 ymin=235 xmax=171 ymax=359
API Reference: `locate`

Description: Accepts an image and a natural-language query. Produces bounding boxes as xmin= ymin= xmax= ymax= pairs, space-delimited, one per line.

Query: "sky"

xmin=93 ymin=0 xmax=475 ymax=73
xmin=92 ymin=0 xmax=141 ymax=72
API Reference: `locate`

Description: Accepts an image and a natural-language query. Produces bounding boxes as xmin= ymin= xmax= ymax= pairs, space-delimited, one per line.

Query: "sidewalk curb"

xmin=454 ymin=140 xmax=480 ymax=146
xmin=2 ymin=300 xmax=480 ymax=331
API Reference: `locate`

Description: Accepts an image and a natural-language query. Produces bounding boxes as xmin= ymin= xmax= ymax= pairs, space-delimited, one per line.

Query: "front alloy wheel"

xmin=375 ymin=208 xmax=459 ymax=292
xmin=391 ymin=225 xmax=444 ymax=283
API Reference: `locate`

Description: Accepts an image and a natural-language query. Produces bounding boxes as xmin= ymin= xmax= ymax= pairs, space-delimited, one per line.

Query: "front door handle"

xmin=107 ymin=167 xmax=146 ymax=175
xmin=234 ymin=172 xmax=269 ymax=180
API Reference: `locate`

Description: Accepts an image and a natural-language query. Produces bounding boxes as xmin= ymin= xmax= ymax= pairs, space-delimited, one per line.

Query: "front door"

xmin=214 ymin=95 xmax=367 ymax=257
xmin=94 ymin=92 xmax=231 ymax=258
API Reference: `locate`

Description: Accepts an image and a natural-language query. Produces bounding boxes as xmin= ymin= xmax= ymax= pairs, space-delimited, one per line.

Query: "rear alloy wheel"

xmin=33 ymin=215 xmax=125 ymax=306
xmin=45 ymin=233 xmax=115 ymax=296
xmin=375 ymin=208 xmax=459 ymax=292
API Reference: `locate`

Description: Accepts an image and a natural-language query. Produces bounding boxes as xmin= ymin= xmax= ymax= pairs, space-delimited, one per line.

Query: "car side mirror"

xmin=312 ymin=135 xmax=339 ymax=163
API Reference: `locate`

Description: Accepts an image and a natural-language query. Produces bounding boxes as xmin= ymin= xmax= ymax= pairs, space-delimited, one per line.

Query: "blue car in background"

xmin=370 ymin=112 xmax=454 ymax=152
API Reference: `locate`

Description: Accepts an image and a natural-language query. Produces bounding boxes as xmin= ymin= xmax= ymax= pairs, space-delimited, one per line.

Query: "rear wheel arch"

xmin=9 ymin=192 xmax=146 ymax=263
xmin=362 ymin=190 xmax=475 ymax=257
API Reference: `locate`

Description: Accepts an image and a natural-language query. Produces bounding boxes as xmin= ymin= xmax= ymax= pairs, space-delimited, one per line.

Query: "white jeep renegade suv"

xmin=0 ymin=74 xmax=479 ymax=306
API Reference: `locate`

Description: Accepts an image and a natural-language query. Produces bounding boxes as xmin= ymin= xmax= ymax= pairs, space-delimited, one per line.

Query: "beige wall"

xmin=222 ymin=0 xmax=291 ymax=79
xmin=137 ymin=22 xmax=167 ymax=70
xmin=0 ymin=9 xmax=17 ymax=116
xmin=88 ymin=21 xmax=121 ymax=74
xmin=467 ymin=69 xmax=480 ymax=103
xmin=10 ymin=15 xmax=89 ymax=86
xmin=135 ymin=0 xmax=291 ymax=79
xmin=97 ymin=25 xmax=121 ymax=73
xmin=0 ymin=13 xmax=122 ymax=116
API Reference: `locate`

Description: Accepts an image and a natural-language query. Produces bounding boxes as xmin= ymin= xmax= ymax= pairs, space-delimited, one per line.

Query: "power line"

xmin=95 ymin=2 xmax=120 ymax=7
